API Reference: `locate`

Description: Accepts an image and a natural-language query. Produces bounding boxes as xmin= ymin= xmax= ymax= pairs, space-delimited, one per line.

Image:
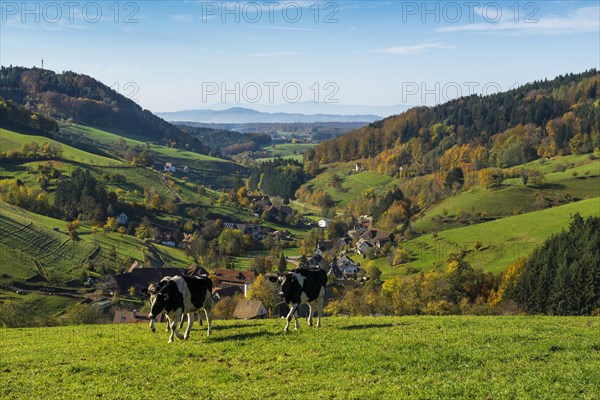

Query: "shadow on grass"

xmin=339 ymin=323 xmax=396 ymax=330
xmin=211 ymin=323 xmax=261 ymax=331
xmin=209 ymin=330 xmax=277 ymax=342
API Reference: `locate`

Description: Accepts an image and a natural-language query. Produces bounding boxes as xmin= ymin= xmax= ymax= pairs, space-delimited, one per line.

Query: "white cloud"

xmin=375 ymin=42 xmax=452 ymax=55
xmin=437 ymin=5 xmax=600 ymax=35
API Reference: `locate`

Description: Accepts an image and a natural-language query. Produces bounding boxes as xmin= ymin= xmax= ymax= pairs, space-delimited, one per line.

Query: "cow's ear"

xmin=268 ymin=276 xmax=278 ymax=283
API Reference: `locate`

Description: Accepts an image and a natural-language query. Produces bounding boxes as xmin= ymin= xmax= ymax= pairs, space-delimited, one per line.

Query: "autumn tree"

xmin=104 ymin=217 xmax=118 ymax=232
xmin=249 ymin=274 xmax=278 ymax=316
xmin=218 ymin=229 xmax=245 ymax=256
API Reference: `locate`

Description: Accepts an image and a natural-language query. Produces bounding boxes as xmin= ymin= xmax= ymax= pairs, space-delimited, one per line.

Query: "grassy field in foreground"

xmin=0 ymin=316 xmax=598 ymax=399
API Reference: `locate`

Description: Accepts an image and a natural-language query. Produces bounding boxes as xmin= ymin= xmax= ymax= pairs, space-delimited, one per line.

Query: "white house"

xmin=116 ymin=212 xmax=128 ymax=225
xmin=336 ymin=255 xmax=360 ymax=276
xmin=318 ymin=218 xmax=332 ymax=228
xmin=356 ymin=238 xmax=374 ymax=255
xmin=163 ymin=162 xmax=176 ymax=173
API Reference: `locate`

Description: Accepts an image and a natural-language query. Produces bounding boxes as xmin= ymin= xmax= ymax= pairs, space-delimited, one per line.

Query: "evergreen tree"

xmin=279 ymin=253 xmax=287 ymax=273
xmin=512 ymin=214 xmax=600 ymax=315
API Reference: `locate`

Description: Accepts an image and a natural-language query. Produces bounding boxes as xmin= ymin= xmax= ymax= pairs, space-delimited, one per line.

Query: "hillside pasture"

xmin=256 ymin=143 xmax=317 ymax=163
xmin=0 ymin=203 xmax=97 ymax=282
xmin=412 ymin=154 xmax=600 ymax=232
xmin=0 ymin=316 xmax=598 ymax=399
xmin=306 ymin=164 xmax=402 ymax=207
xmin=0 ymin=203 xmax=194 ymax=283
xmin=60 ymin=124 xmax=243 ymax=188
xmin=361 ymin=197 xmax=600 ymax=278
xmin=0 ymin=128 xmax=118 ymax=166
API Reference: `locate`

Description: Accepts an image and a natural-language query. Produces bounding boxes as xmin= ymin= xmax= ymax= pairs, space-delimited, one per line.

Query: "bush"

xmin=213 ymin=294 xmax=242 ymax=319
xmin=555 ymin=163 xmax=567 ymax=172
xmin=0 ymin=301 xmax=28 ymax=328
xmin=62 ymin=303 xmax=102 ymax=325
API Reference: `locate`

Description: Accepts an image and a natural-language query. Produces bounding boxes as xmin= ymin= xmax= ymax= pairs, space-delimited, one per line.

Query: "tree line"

xmin=249 ymin=159 xmax=305 ymax=200
xmin=305 ymin=70 xmax=599 ymax=176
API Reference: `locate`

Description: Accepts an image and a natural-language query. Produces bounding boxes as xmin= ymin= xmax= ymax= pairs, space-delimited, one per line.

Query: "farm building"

xmin=213 ymin=268 xmax=255 ymax=296
xmin=116 ymin=212 xmax=128 ymax=225
xmin=233 ymin=300 xmax=268 ymax=319
xmin=318 ymin=218 xmax=332 ymax=228
xmin=355 ymin=239 xmax=374 ymax=255
xmin=163 ymin=162 xmax=176 ymax=173
xmin=315 ymin=240 xmax=335 ymax=256
xmin=356 ymin=229 xmax=395 ymax=254
xmin=212 ymin=286 xmax=243 ymax=301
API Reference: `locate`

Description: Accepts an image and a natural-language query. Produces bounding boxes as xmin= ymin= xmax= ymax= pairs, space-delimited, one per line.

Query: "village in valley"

xmin=106 ymin=192 xmax=392 ymax=323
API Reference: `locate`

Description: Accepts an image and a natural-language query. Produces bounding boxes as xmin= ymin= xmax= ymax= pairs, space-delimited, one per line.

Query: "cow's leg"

xmin=169 ymin=311 xmax=184 ymax=342
xmin=183 ymin=313 xmax=193 ymax=340
xmin=294 ymin=307 xmax=300 ymax=331
xmin=307 ymin=303 xmax=313 ymax=327
xmin=317 ymin=289 xmax=324 ymax=328
xmin=284 ymin=304 xmax=298 ymax=333
xmin=179 ymin=313 xmax=186 ymax=330
xmin=168 ymin=318 xmax=176 ymax=343
xmin=165 ymin=315 xmax=171 ymax=332
xmin=204 ymin=293 xmax=213 ymax=336
xmin=204 ymin=308 xmax=213 ymax=336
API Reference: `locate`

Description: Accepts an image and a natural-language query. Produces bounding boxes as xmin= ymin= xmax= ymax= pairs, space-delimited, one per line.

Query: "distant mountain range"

xmin=156 ymin=107 xmax=384 ymax=124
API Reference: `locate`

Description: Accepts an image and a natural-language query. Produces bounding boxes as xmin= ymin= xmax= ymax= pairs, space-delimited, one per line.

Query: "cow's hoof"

xmin=168 ymin=339 xmax=173 ymax=343
xmin=183 ymin=335 xmax=189 ymax=340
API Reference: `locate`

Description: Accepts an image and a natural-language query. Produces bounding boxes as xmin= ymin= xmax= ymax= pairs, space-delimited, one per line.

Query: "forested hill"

xmin=0 ymin=66 xmax=209 ymax=154
xmin=178 ymin=124 xmax=271 ymax=157
xmin=0 ymin=97 xmax=58 ymax=135
xmin=306 ymin=70 xmax=599 ymax=174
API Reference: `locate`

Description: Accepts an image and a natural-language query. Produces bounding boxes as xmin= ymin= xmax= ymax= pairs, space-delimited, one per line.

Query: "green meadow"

xmin=356 ymin=197 xmax=600 ymax=278
xmin=0 ymin=316 xmax=598 ymax=399
xmin=256 ymin=143 xmax=317 ymax=163
xmin=0 ymin=128 xmax=118 ymax=166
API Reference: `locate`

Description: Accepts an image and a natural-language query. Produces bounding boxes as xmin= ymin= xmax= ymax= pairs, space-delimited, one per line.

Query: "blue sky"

xmin=1 ymin=0 xmax=599 ymax=114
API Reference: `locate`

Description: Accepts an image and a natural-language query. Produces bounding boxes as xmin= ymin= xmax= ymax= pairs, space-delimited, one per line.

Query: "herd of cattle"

xmin=142 ymin=267 xmax=328 ymax=342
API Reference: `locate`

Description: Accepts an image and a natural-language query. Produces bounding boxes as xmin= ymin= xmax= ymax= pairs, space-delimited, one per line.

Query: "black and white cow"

xmin=151 ymin=277 xmax=201 ymax=333
xmin=269 ymin=268 xmax=327 ymax=333
xmin=142 ymin=275 xmax=213 ymax=343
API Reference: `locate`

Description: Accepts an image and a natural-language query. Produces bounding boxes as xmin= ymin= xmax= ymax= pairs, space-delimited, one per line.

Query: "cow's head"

xmin=268 ymin=273 xmax=295 ymax=297
xmin=142 ymin=283 xmax=170 ymax=333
